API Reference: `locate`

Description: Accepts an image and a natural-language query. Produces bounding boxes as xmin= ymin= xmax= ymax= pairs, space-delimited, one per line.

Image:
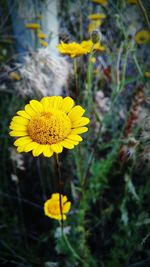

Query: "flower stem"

xmin=73 ymin=58 xmax=78 ymax=99
xmin=87 ymin=51 xmax=94 ymax=112
xmin=61 ymin=229 xmax=88 ymax=266
xmin=55 ymin=154 xmax=64 ymax=231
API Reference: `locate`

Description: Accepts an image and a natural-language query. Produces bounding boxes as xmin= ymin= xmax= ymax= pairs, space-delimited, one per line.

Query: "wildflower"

xmin=25 ymin=23 xmax=41 ymax=29
xmin=88 ymin=20 xmax=102 ymax=33
xmin=9 ymin=96 xmax=90 ymax=157
xmin=145 ymin=72 xmax=150 ymax=78
xmin=56 ymin=41 xmax=88 ymax=58
xmin=90 ymin=57 xmax=96 ymax=63
xmin=135 ymin=30 xmax=150 ymax=44
xmin=92 ymin=0 xmax=108 ymax=5
xmin=81 ymin=40 xmax=105 ymax=52
xmin=44 ymin=193 xmax=71 ymax=220
xmin=39 ymin=40 xmax=49 ymax=47
xmin=88 ymin=14 xmax=106 ymax=20
xmin=37 ymin=32 xmax=47 ymax=39
xmin=9 ymin=72 xmax=21 ymax=81
xmin=127 ymin=0 xmax=137 ymax=4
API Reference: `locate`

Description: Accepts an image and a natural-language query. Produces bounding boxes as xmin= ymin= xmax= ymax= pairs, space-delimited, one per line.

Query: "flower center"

xmin=27 ymin=111 xmax=71 ymax=144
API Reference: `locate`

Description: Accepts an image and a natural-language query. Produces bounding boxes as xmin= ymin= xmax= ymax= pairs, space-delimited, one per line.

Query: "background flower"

xmin=44 ymin=193 xmax=71 ymax=220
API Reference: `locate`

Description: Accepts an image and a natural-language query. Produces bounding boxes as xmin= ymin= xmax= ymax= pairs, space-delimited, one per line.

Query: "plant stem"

xmin=73 ymin=58 xmax=78 ymax=99
xmin=55 ymin=154 xmax=64 ymax=231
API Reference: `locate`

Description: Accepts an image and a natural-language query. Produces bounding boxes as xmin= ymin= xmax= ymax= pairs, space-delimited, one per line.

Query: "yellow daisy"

xmin=88 ymin=20 xmax=102 ymax=33
xmin=9 ymin=96 xmax=90 ymax=157
xmin=37 ymin=32 xmax=47 ymax=39
xmin=92 ymin=0 xmax=108 ymax=5
xmin=56 ymin=41 xmax=88 ymax=58
xmin=25 ymin=23 xmax=41 ymax=30
xmin=135 ymin=30 xmax=150 ymax=44
xmin=44 ymin=193 xmax=71 ymax=221
xmin=88 ymin=14 xmax=106 ymax=20
xmin=145 ymin=72 xmax=150 ymax=78
xmin=39 ymin=40 xmax=49 ymax=47
xmin=81 ymin=40 xmax=105 ymax=52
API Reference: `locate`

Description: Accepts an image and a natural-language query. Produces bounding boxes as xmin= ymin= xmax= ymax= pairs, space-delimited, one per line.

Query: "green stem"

xmin=61 ymin=229 xmax=88 ymax=266
xmin=87 ymin=50 xmax=94 ymax=111
xmin=73 ymin=58 xmax=78 ymax=99
xmin=55 ymin=154 xmax=64 ymax=231
xmin=137 ymin=0 xmax=150 ymax=31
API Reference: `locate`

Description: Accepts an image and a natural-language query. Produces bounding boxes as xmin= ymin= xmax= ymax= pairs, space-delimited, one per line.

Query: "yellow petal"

xmin=17 ymin=146 xmax=25 ymax=153
xmin=70 ymin=127 xmax=88 ymax=134
xmin=53 ymin=96 xmax=63 ymax=109
xmin=24 ymin=142 xmax=39 ymax=152
xmin=9 ymin=123 xmax=27 ymax=131
xmin=12 ymin=116 xmax=29 ymax=125
xmin=40 ymin=97 xmax=50 ymax=112
xmin=17 ymin=110 xmax=31 ymax=119
xmin=43 ymin=145 xmax=54 ymax=157
xmin=60 ymin=140 xmax=74 ymax=149
xmin=63 ymin=201 xmax=71 ymax=213
xmin=61 ymin=97 xmax=75 ymax=113
xmin=29 ymin=100 xmax=43 ymax=113
xmin=32 ymin=144 xmax=44 ymax=157
xmin=67 ymin=134 xmax=83 ymax=141
xmin=72 ymin=117 xmax=90 ymax=127
xmin=25 ymin=104 xmax=37 ymax=116
xmin=65 ymin=139 xmax=79 ymax=145
xmin=48 ymin=96 xmax=57 ymax=108
xmin=9 ymin=131 xmax=27 ymax=137
xmin=14 ymin=136 xmax=32 ymax=146
xmin=51 ymin=193 xmax=59 ymax=200
xmin=51 ymin=144 xmax=63 ymax=153
xmin=68 ymin=105 xmax=85 ymax=121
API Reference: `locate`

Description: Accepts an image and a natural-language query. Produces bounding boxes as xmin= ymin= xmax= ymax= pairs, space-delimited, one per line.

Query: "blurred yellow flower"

xmin=88 ymin=21 xmax=102 ymax=33
xmin=90 ymin=57 xmax=96 ymax=63
xmin=25 ymin=23 xmax=40 ymax=29
xmin=57 ymin=41 xmax=88 ymax=57
xmin=81 ymin=40 xmax=105 ymax=52
xmin=127 ymin=0 xmax=137 ymax=4
xmin=135 ymin=30 xmax=150 ymax=44
xmin=9 ymin=96 xmax=89 ymax=157
xmin=145 ymin=72 xmax=150 ymax=78
xmin=44 ymin=193 xmax=71 ymax=221
xmin=37 ymin=32 xmax=47 ymax=39
xmin=39 ymin=40 xmax=49 ymax=47
xmin=9 ymin=72 xmax=21 ymax=81
xmin=92 ymin=0 xmax=108 ymax=5
xmin=88 ymin=13 xmax=106 ymax=20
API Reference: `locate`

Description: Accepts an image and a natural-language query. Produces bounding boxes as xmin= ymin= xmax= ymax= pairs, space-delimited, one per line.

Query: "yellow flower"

xmin=25 ymin=23 xmax=41 ymax=30
xmin=39 ymin=40 xmax=49 ymax=47
xmin=88 ymin=21 xmax=102 ymax=33
xmin=9 ymin=72 xmax=21 ymax=81
xmin=92 ymin=0 xmax=108 ymax=5
xmin=81 ymin=40 xmax=105 ymax=52
xmin=9 ymin=96 xmax=90 ymax=157
xmin=56 ymin=41 xmax=88 ymax=58
xmin=127 ymin=0 xmax=137 ymax=4
xmin=37 ymin=32 xmax=47 ymax=39
xmin=145 ymin=72 xmax=150 ymax=78
xmin=88 ymin=13 xmax=106 ymax=20
xmin=44 ymin=193 xmax=71 ymax=220
xmin=135 ymin=30 xmax=150 ymax=44
xmin=90 ymin=57 xmax=96 ymax=63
